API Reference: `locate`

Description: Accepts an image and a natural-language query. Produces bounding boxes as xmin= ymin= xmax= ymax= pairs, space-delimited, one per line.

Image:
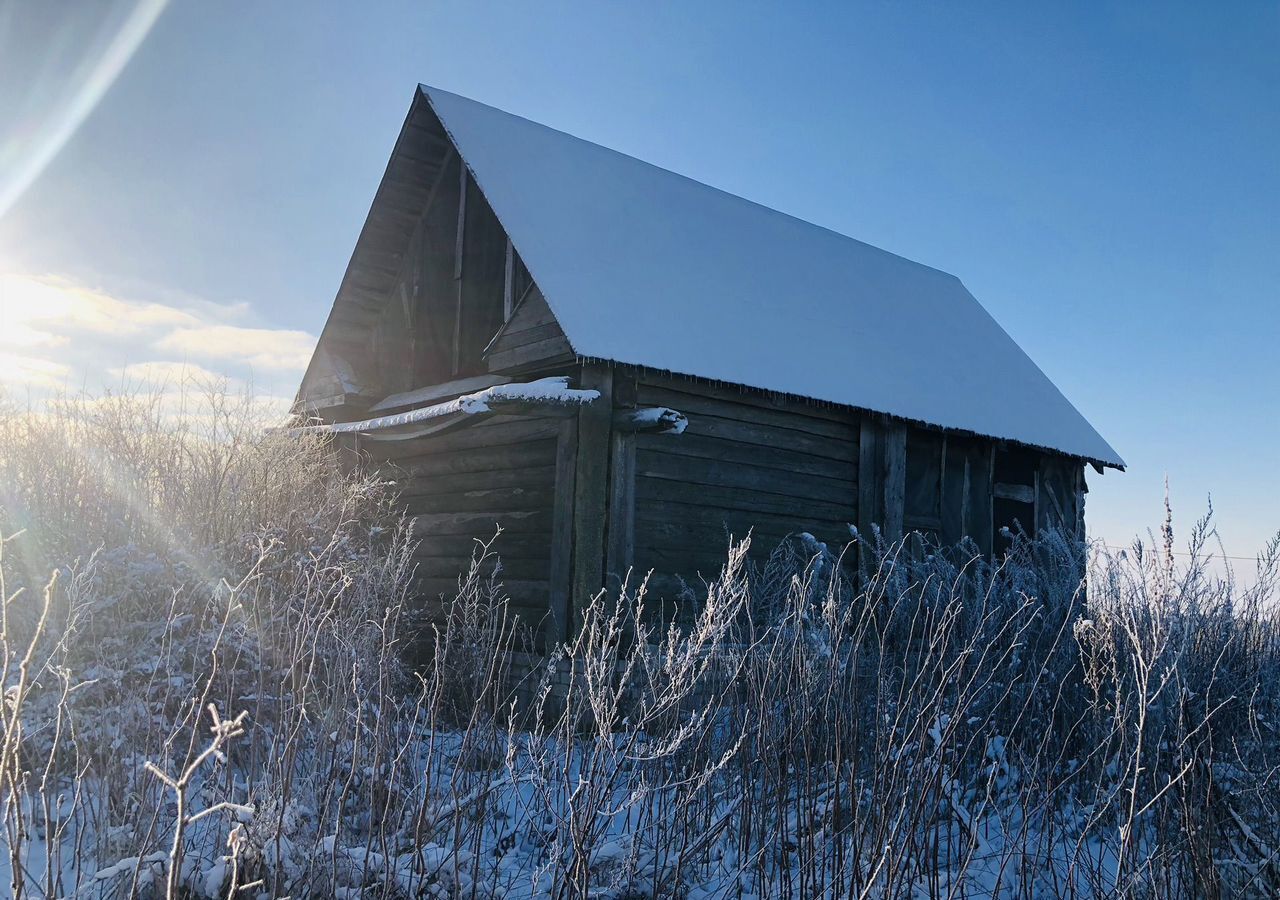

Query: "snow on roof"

xmin=417 ymin=85 xmax=1122 ymax=468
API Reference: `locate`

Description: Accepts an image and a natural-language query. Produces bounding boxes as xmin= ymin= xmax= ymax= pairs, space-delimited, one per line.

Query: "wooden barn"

xmin=294 ymin=85 xmax=1123 ymax=643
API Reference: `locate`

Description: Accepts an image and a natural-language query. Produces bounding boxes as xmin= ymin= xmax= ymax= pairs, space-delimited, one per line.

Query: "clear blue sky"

xmin=1 ymin=1 xmax=1276 ymax=556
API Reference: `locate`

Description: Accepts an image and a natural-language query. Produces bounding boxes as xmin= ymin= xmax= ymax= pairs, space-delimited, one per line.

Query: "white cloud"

xmin=109 ymin=360 xmax=225 ymax=386
xmin=0 ymin=273 xmax=203 ymax=344
xmin=156 ymin=324 xmax=316 ymax=371
xmin=0 ymin=270 xmax=315 ymax=399
xmin=0 ymin=351 xmax=72 ymax=390
xmin=104 ymin=362 xmax=297 ymax=424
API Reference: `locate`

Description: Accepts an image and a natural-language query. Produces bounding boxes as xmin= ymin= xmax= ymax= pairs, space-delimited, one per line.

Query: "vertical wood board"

xmin=570 ymin=364 xmax=614 ymax=631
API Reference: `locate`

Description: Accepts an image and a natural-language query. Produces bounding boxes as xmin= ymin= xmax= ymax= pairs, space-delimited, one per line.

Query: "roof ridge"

xmin=417 ymin=83 xmax=961 ymax=285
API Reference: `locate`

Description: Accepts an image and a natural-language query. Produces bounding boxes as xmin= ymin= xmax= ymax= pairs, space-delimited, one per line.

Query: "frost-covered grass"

xmin=1 ymin=388 xmax=1279 ymax=899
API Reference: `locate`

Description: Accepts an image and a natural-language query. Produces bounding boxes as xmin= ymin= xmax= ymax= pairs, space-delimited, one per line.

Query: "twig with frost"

xmin=144 ymin=704 xmax=249 ymax=900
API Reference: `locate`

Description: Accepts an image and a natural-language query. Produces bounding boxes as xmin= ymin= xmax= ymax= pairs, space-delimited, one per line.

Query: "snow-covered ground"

xmin=1 ymin=393 xmax=1276 ymax=898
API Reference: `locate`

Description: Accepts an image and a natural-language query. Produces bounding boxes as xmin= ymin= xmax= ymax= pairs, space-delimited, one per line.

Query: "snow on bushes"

xmin=1 ymin=388 xmax=1279 ymax=898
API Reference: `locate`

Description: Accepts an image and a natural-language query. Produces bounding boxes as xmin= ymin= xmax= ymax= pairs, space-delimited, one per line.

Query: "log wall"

xmin=486 ymin=286 xmax=574 ymax=375
xmin=613 ymin=370 xmax=1086 ymax=600
xmin=353 ymin=363 xmax=1089 ymax=644
xmin=364 ymin=413 xmax=564 ymax=646
xmin=624 ymin=373 xmax=860 ymax=599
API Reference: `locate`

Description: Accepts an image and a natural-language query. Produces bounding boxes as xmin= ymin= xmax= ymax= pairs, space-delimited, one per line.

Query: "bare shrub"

xmin=2 ymin=386 xmax=1279 ymax=898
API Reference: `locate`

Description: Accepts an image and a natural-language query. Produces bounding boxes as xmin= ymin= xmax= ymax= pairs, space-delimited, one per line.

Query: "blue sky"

xmin=0 ymin=1 xmax=1276 ymax=556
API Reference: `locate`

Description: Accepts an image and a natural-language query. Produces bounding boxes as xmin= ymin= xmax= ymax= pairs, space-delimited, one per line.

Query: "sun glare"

xmin=0 ymin=351 xmax=69 ymax=388
xmin=0 ymin=273 xmax=80 ymax=347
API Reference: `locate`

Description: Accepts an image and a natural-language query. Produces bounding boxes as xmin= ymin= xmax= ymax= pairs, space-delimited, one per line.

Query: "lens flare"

xmin=0 ymin=0 xmax=168 ymax=221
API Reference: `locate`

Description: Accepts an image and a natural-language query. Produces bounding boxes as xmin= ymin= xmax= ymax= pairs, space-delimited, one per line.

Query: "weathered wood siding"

xmin=350 ymin=363 xmax=1087 ymax=642
xmin=486 ymin=286 xmax=574 ymax=374
xmin=365 ymin=414 xmax=564 ymax=644
xmin=364 ymin=157 xmax=517 ymax=397
xmin=455 ymin=174 xmax=509 ymax=377
xmin=1038 ymin=455 xmax=1085 ymax=539
xmin=940 ymin=435 xmax=995 ymax=555
xmin=618 ymin=375 xmax=1086 ymax=599
xmin=624 ymin=373 xmax=860 ymax=598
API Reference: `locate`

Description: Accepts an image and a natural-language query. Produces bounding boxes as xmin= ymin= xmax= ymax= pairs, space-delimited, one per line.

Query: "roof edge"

xmin=294 ymin=87 xmax=433 ymax=413
xmin=573 ymin=355 xmax=1126 ymax=471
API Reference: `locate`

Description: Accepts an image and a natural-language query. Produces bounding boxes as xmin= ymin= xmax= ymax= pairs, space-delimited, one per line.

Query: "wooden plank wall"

xmin=1038 ymin=456 xmax=1085 ymax=537
xmin=356 ymin=363 xmax=1088 ymax=649
xmin=569 ymin=365 xmax=614 ymax=632
xmin=411 ymin=151 xmax=462 ymax=387
xmin=627 ymin=373 xmax=860 ymax=598
xmin=369 ymin=158 xmax=512 ymax=394
xmin=486 ymin=286 xmax=574 ymax=374
xmin=941 ymin=435 xmax=995 ymax=556
xmin=365 ymin=414 xmax=563 ymax=646
xmin=455 ymin=176 xmax=509 ymax=376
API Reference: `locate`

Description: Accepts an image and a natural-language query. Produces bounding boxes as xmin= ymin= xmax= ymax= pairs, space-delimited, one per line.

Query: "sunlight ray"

xmin=0 ymin=0 xmax=167 ymax=221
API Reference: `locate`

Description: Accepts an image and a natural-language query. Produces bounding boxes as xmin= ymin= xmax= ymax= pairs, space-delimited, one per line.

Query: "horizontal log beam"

xmin=296 ymin=376 xmax=599 ymax=440
xmin=612 ymin=406 xmax=688 ymax=434
xmin=370 ymin=374 xmax=510 ymax=413
xmin=993 ymin=482 xmax=1036 ymax=504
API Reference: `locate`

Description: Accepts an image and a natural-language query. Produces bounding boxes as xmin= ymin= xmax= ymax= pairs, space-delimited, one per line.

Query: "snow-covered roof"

xmin=419 ymin=86 xmax=1121 ymax=467
xmin=319 ymin=85 xmax=1121 ymax=467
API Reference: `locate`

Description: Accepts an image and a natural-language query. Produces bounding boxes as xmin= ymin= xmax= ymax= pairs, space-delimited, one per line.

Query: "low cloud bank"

xmin=0 ymin=270 xmax=312 ymax=416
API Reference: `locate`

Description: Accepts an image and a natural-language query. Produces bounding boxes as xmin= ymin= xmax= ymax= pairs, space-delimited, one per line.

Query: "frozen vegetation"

xmin=0 ymin=387 xmax=1278 ymax=898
